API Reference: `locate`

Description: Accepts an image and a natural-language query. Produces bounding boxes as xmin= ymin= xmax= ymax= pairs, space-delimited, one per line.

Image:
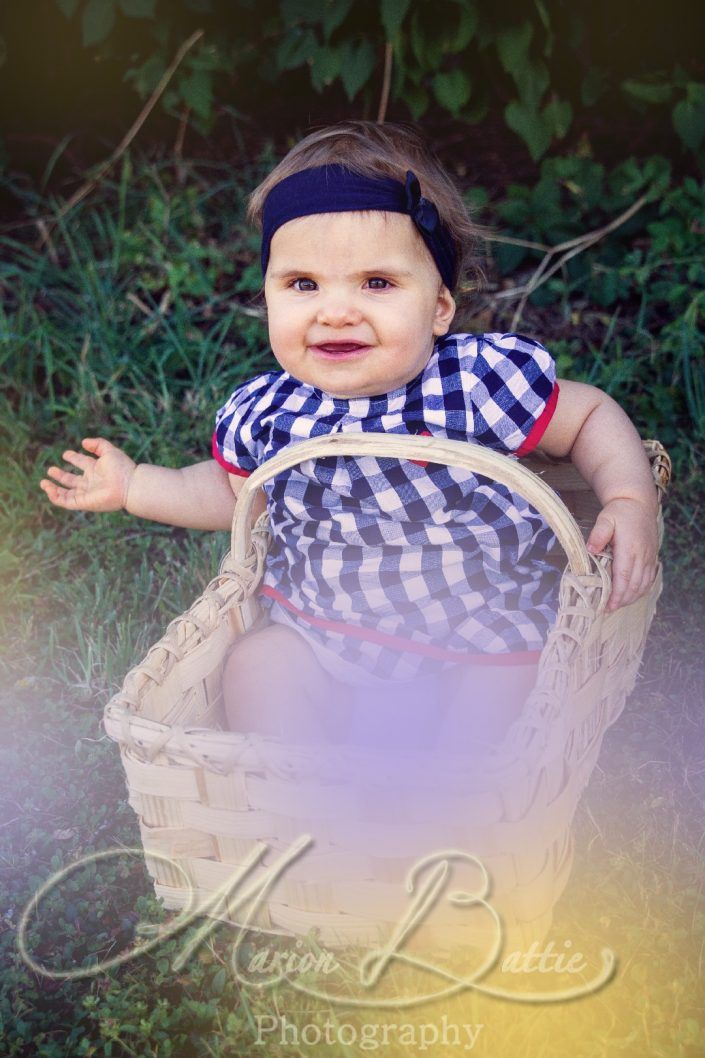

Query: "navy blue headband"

xmin=260 ymin=164 xmax=458 ymax=292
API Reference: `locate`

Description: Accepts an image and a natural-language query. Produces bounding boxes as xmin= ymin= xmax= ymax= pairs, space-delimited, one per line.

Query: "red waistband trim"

xmin=259 ymin=585 xmax=542 ymax=666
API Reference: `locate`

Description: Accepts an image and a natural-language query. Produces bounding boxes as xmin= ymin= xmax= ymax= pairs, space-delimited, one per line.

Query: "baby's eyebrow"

xmin=269 ymin=267 xmax=415 ymax=281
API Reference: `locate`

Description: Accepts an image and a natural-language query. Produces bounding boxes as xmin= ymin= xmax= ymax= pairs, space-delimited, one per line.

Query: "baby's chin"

xmin=275 ymin=363 xmax=404 ymax=399
xmin=276 ymin=354 xmax=432 ymax=399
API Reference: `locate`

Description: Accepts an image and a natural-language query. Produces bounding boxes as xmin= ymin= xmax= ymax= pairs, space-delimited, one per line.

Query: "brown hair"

xmin=246 ymin=120 xmax=490 ymax=301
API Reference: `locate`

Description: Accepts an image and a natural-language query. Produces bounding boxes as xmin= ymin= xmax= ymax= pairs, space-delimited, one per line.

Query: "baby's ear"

xmin=433 ymin=284 xmax=456 ymax=334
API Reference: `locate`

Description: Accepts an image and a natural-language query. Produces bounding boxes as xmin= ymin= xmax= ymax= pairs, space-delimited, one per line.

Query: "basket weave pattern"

xmin=104 ymin=438 xmax=670 ymax=951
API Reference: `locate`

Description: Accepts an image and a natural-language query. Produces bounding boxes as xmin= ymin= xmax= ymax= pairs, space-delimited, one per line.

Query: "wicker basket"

xmin=103 ymin=435 xmax=670 ymax=955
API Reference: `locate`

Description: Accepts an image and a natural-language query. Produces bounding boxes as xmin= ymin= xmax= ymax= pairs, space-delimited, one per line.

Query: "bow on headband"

xmin=404 ymin=170 xmax=440 ymax=236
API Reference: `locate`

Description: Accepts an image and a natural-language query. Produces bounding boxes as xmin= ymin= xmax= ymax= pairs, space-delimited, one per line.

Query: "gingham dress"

xmin=212 ymin=332 xmax=562 ymax=685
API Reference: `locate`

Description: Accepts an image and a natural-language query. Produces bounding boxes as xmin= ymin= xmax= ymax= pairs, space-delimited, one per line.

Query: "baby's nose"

xmin=316 ymin=297 xmax=362 ymax=326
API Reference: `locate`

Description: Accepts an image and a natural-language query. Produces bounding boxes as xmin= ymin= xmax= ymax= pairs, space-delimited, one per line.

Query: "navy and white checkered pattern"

xmin=213 ymin=332 xmax=561 ymax=683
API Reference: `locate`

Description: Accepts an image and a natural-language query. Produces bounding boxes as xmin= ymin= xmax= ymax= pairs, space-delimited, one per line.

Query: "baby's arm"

xmin=535 ymin=381 xmax=660 ymax=612
xmin=40 ymin=437 xmax=251 ymax=530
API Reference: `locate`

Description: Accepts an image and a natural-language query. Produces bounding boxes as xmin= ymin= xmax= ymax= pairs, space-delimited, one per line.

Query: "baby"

xmin=40 ymin=121 xmax=660 ymax=754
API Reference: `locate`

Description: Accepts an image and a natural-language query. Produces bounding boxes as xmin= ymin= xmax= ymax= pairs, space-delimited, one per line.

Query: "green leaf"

xmin=530 ymin=175 xmax=562 ymax=231
xmin=55 ymin=0 xmax=80 ymax=17
xmin=544 ymin=155 xmax=605 ymax=210
xmin=534 ymin=0 xmax=554 ymax=56
xmin=82 ymin=0 xmax=115 ymax=46
xmin=494 ymin=241 xmax=528 ymax=275
xmin=543 ymin=98 xmax=572 ymax=139
xmin=322 ymin=0 xmax=353 ymax=41
xmin=432 ymin=69 xmax=471 ymax=116
xmin=515 ymin=58 xmax=549 ymax=110
xmin=275 ymin=28 xmax=317 ymax=71
xmin=496 ymin=21 xmax=533 ymax=75
xmin=123 ymin=53 xmax=166 ymax=95
xmin=179 ymin=68 xmax=213 ymax=120
xmin=417 ymin=27 xmax=445 ymax=69
xmin=188 ymin=45 xmax=224 ymax=72
xmin=409 ymin=9 xmax=426 ymax=65
xmin=622 ymin=77 xmax=674 ymax=105
xmin=391 ymin=36 xmax=407 ymax=95
xmin=505 ymin=100 xmax=551 ymax=161
xmin=310 ymin=44 xmax=341 ymax=92
xmin=673 ymin=83 xmax=705 ymax=151
xmin=120 ymin=0 xmax=156 ymax=16
xmin=404 ymin=7 xmax=449 ymax=68
xmin=445 ymin=1 xmax=478 ymax=53
xmin=162 ymin=88 xmax=179 ymax=110
xmin=339 ymin=38 xmax=376 ymax=101
xmin=211 ymin=967 xmax=227 ymax=995
xmin=401 ymin=83 xmax=429 ymax=120
xmin=281 ymin=0 xmax=327 ymax=24
xmin=381 ymin=0 xmax=411 ymax=41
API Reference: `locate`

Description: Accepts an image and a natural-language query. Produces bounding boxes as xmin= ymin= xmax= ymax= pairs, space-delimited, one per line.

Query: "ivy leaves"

xmin=497 ymin=19 xmax=571 ymax=161
xmin=673 ymin=83 xmax=705 ymax=152
xmin=380 ymin=0 xmax=412 ymax=42
xmin=48 ymin=0 xmax=705 ymax=163
xmin=80 ymin=0 xmax=156 ymax=48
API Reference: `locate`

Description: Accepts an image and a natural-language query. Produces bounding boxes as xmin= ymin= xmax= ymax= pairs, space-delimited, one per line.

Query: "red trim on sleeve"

xmin=259 ymin=585 xmax=542 ymax=666
xmin=515 ymin=381 xmax=560 ymax=457
xmin=211 ymin=430 xmax=252 ymax=477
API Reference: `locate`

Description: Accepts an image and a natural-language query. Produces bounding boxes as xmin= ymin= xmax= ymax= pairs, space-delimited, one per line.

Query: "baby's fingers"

xmin=82 ymin=437 xmax=114 ymax=457
xmin=607 ymin=555 xmax=638 ymax=611
xmin=45 ymin=465 xmax=83 ymax=488
xmin=587 ymin=512 xmax=615 ymax=555
xmin=605 ymin=554 xmax=630 ymax=613
xmin=40 ymin=477 xmax=81 ymax=508
xmin=62 ymin=448 xmax=95 ymax=473
xmin=607 ymin=570 xmax=628 ymax=611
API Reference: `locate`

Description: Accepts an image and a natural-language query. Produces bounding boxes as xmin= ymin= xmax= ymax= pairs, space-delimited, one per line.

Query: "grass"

xmin=0 ymin=145 xmax=704 ymax=1056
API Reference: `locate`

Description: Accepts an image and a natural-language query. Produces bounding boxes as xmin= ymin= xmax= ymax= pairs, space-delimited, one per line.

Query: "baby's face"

xmin=263 ymin=211 xmax=456 ymax=398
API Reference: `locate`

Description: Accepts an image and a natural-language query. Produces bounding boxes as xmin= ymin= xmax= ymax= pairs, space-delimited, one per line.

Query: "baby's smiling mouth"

xmin=310 ymin=341 xmax=371 ymax=359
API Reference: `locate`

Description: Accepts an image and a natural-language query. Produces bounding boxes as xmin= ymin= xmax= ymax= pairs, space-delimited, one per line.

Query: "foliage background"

xmin=0 ymin=3 xmax=704 ymax=1056
xmin=0 ymin=0 xmax=704 ymax=190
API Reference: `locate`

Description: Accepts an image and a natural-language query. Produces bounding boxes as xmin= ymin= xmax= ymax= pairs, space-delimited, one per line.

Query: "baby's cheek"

xmin=268 ymin=330 xmax=299 ymax=368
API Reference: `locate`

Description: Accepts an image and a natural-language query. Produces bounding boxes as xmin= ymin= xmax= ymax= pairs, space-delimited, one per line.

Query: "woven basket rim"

xmin=103 ymin=439 xmax=669 ymax=774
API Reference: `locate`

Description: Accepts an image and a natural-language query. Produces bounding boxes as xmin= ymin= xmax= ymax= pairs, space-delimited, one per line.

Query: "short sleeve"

xmin=464 ymin=333 xmax=559 ymax=456
xmin=212 ymin=374 xmax=274 ymax=477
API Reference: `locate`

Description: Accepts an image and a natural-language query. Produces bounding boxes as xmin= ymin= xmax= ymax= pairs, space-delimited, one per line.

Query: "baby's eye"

xmin=367 ymin=277 xmax=391 ymax=290
xmin=290 ymin=278 xmax=317 ymax=292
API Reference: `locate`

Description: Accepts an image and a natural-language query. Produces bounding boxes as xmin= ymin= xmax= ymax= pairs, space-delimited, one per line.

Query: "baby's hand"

xmin=40 ymin=438 xmax=136 ymax=513
xmin=586 ymin=497 xmax=659 ymax=612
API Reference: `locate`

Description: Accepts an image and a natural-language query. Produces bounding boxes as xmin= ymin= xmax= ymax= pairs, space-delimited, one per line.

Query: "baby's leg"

xmin=434 ymin=662 xmax=539 ymax=754
xmin=338 ymin=676 xmax=444 ymax=752
xmin=221 ymin=623 xmax=350 ymax=744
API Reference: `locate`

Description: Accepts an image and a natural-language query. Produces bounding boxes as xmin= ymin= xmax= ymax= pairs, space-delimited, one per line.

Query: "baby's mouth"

xmin=311 ymin=342 xmax=371 ymax=359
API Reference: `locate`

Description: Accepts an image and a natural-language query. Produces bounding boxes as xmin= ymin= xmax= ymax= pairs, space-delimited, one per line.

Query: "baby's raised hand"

xmin=586 ymin=496 xmax=659 ymax=612
xmin=40 ymin=438 xmax=136 ymax=513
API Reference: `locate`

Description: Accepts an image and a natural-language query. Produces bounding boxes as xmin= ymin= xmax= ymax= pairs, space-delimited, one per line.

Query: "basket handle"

xmin=229 ymin=433 xmax=593 ymax=576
